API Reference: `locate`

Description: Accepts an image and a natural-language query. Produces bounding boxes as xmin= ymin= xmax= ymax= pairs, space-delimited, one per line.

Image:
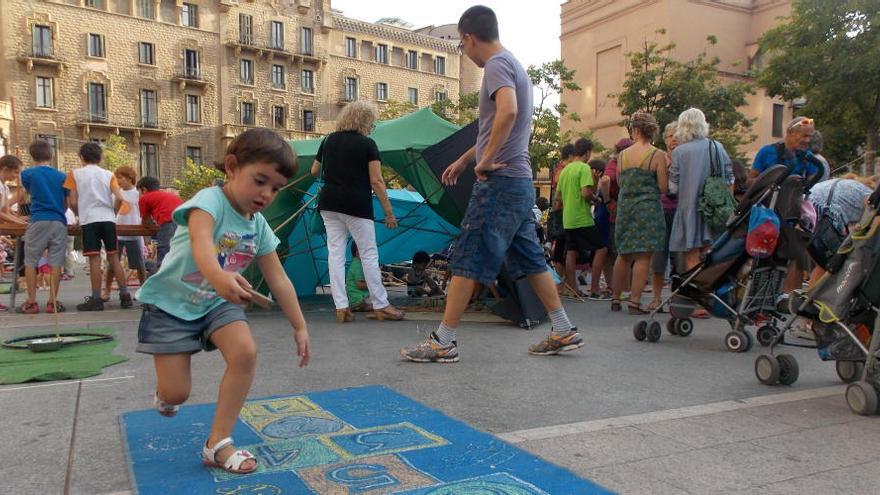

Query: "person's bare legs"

xmin=103 ymin=265 xmax=114 ymax=299
xmin=564 ymin=250 xmax=579 ymax=293
xmin=629 ymin=253 xmax=652 ymax=308
xmin=154 ymin=353 xmax=192 ymax=408
xmin=603 ymin=251 xmax=615 ymax=294
xmin=651 ymin=271 xmax=665 ymax=308
xmin=108 ymin=253 xmax=128 ymax=294
xmin=682 ymin=249 xmax=701 ymax=272
xmin=24 ymin=266 xmax=38 ymax=305
xmin=611 ymin=254 xmax=630 ymax=301
xmin=590 ymin=248 xmax=608 ymax=294
xmin=783 ymin=261 xmax=803 ymax=293
xmin=441 ymin=276 xmax=477 ymax=328
xmin=88 ymin=255 xmax=102 ymax=294
xmin=206 ymin=321 xmax=257 ymax=470
xmin=49 ymin=266 xmax=61 ymax=306
xmin=527 ymin=271 xmax=564 ymax=312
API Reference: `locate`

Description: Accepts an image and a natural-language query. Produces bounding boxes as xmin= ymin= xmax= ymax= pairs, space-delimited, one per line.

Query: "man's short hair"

xmin=28 ymin=140 xmax=54 ymax=163
xmin=79 ymin=142 xmax=103 ymax=164
xmin=573 ymin=138 xmax=593 ymax=158
xmin=136 ymin=176 xmax=161 ymax=191
xmin=0 ymin=155 xmax=23 ymax=171
xmin=458 ymin=5 xmax=499 ymax=42
xmin=560 ymin=143 xmax=575 ymax=160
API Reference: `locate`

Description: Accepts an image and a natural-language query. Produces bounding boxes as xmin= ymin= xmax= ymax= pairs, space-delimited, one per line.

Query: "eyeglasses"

xmin=788 ymin=117 xmax=814 ymax=132
xmin=457 ymin=40 xmax=464 ymax=52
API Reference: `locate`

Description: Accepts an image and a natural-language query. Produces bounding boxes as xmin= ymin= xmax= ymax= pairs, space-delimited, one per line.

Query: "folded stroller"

xmin=755 ymin=184 xmax=880 ymax=415
xmin=633 ymin=165 xmax=812 ymax=352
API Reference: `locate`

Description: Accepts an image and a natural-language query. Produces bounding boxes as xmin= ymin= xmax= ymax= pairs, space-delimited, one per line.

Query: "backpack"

xmin=746 ymin=205 xmax=780 ymax=258
xmin=697 ymin=140 xmax=736 ymax=235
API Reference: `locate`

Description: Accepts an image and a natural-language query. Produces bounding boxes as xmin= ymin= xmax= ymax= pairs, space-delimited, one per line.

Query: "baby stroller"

xmin=633 ymin=165 xmax=812 ymax=352
xmin=755 ymin=184 xmax=880 ymax=415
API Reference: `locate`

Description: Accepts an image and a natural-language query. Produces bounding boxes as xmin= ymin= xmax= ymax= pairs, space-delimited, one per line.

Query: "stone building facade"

xmin=561 ymin=0 xmax=793 ymax=159
xmin=0 ymin=0 xmax=472 ymax=184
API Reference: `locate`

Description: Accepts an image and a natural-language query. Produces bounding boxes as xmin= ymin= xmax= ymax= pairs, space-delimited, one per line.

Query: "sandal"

xmin=154 ymin=393 xmax=179 ymax=418
xmin=628 ymin=303 xmax=650 ymax=315
xmin=368 ymin=305 xmax=405 ymax=321
xmin=611 ymin=299 xmax=622 ymax=312
xmin=647 ymin=300 xmax=665 ymax=313
xmin=335 ymin=308 xmax=355 ymax=323
xmin=202 ymin=437 xmax=257 ymax=474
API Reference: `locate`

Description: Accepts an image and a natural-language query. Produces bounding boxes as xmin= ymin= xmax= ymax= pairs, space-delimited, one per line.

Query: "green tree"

xmin=527 ymin=60 xmax=585 ymax=173
xmin=431 ymin=91 xmax=479 ymax=125
xmin=378 ymin=99 xmax=417 ymax=120
xmin=173 ymin=158 xmax=225 ymax=201
xmin=615 ymin=31 xmax=755 ymax=161
xmin=100 ymin=134 xmax=135 ymax=171
xmin=757 ymin=0 xmax=880 ymax=173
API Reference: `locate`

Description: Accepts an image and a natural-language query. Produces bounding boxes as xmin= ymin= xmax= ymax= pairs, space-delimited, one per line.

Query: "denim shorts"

xmin=136 ymin=302 xmax=247 ymax=354
xmin=451 ymin=176 xmax=548 ymax=285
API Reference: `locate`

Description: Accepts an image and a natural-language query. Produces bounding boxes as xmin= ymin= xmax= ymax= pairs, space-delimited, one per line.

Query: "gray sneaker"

xmin=528 ymin=329 xmax=585 ymax=355
xmin=400 ymin=333 xmax=459 ymax=363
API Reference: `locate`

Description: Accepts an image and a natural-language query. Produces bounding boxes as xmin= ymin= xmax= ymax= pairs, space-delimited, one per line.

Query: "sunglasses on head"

xmin=788 ymin=117 xmax=814 ymax=131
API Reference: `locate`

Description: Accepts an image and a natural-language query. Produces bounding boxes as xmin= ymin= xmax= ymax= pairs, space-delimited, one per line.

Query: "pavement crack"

xmin=63 ymin=380 xmax=83 ymax=495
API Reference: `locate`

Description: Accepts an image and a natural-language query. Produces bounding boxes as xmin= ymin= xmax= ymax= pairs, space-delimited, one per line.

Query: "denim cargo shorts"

xmin=136 ymin=302 xmax=247 ymax=354
xmin=450 ymin=176 xmax=548 ymax=285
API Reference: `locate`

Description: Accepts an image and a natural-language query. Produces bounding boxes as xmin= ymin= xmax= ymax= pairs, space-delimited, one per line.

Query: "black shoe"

xmin=120 ymin=293 xmax=133 ymax=309
xmin=77 ymin=296 xmax=105 ymax=311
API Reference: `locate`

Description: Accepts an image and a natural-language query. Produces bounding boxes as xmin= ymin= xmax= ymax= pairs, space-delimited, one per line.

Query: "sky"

xmin=330 ymin=0 xmax=563 ymax=71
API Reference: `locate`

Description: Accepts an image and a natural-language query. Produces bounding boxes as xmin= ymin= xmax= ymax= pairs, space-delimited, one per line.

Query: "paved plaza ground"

xmin=2 ymin=273 xmax=878 ymax=494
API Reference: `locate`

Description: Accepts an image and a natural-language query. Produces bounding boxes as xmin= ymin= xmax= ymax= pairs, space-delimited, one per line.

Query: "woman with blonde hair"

xmin=310 ymin=101 xmax=404 ymax=323
xmin=611 ymin=112 xmax=668 ymax=314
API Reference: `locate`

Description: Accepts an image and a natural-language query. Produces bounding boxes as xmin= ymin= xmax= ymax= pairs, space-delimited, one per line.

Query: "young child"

xmin=406 ymin=251 xmax=442 ymax=297
xmin=136 ymin=176 xmax=183 ymax=269
xmin=135 ymin=128 xmax=310 ymax=475
xmin=37 ymin=251 xmax=50 ymax=290
xmin=104 ymin=166 xmax=147 ymax=299
xmin=0 ymin=155 xmax=26 ymax=226
xmin=15 ymin=143 xmax=69 ymax=314
xmin=345 ymin=243 xmax=372 ymax=313
xmin=65 ymin=142 xmax=132 ymax=311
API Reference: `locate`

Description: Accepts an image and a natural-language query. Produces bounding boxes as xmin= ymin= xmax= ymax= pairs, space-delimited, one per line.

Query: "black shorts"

xmin=551 ymin=239 xmax=567 ymax=264
xmin=565 ymin=226 xmax=604 ymax=254
xmin=82 ymin=221 xmax=118 ymax=256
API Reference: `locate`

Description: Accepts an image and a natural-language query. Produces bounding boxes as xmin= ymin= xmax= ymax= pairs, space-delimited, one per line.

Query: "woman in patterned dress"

xmin=611 ymin=112 xmax=668 ymax=314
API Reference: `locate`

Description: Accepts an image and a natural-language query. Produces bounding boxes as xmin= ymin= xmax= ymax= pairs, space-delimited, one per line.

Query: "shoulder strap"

xmin=708 ymin=140 xmax=722 ymax=177
xmin=825 ymin=179 xmax=841 ymax=207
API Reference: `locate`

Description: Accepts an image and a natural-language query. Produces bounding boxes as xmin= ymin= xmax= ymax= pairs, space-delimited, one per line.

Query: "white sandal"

xmin=154 ymin=393 xmax=179 ymax=418
xmin=202 ymin=437 xmax=257 ymax=474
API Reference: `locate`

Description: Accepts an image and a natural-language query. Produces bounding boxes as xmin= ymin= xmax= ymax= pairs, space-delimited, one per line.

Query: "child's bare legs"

xmin=154 ymin=353 xmax=192 ymax=407
xmin=206 ymin=321 xmax=257 ymax=470
xmin=108 ymin=253 xmax=128 ymax=294
xmin=102 ymin=265 xmax=114 ymax=300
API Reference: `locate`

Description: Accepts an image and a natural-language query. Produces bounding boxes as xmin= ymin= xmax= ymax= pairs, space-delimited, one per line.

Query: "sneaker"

xmin=15 ymin=301 xmax=39 ymax=314
xmin=77 ymin=296 xmax=104 ymax=311
xmin=528 ymin=329 xmax=585 ymax=355
xmin=0 ymin=303 xmax=8 ymax=312
xmin=120 ymin=292 xmax=133 ymax=309
xmin=400 ymin=332 xmax=459 ymax=363
xmin=45 ymin=301 xmax=66 ymax=313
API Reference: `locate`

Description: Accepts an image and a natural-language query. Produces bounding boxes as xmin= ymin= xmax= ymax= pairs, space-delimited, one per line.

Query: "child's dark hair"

xmin=412 ymin=251 xmax=430 ymax=265
xmin=79 ymin=142 xmax=103 ymax=164
xmin=114 ymin=165 xmax=137 ymax=183
xmin=216 ymin=128 xmax=298 ymax=179
xmin=0 ymin=155 xmax=23 ymax=171
xmin=137 ymin=176 xmax=161 ymax=191
xmin=588 ymin=159 xmax=606 ymax=173
xmin=350 ymin=242 xmax=359 ymax=258
xmin=29 ymin=140 xmax=54 ymax=163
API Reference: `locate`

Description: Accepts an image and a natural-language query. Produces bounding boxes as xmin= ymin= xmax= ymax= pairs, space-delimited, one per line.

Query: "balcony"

xmin=17 ymin=49 xmax=65 ymax=74
xmin=263 ymin=42 xmax=294 ymax=61
xmin=76 ymin=114 xmax=167 ymax=144
xmin=171 ymin=69 xmax=210 ymax=90
xmin=296 ymin=50 xmax=325 ymax=65
xmin=222 ymin=123 xmax=321 ymax=142
xmin=227 ymin=37 xmax=260 ymax=56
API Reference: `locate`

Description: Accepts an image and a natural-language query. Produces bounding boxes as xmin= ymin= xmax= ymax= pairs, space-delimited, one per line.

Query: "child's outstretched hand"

xmin=213 ymin=272 xmax=253 ymax=305
xmin=294 ymin=328 xmax=311 ymax=367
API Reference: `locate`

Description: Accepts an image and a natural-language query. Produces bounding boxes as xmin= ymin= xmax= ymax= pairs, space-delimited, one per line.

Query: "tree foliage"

xmin=431 ymin=91 xmax=478 ymax=126
xmin=615 ymin=31 xmax=755 ymax=161
xmin=378 ymin=99 xmax=417 ymax=121
xmin=100 ymin=134 xmax=135 ymax=171
xmin=757 ymin=0 xmax=880 ymax=173
xmin=172 ymin=158 xmax=225 ymax=201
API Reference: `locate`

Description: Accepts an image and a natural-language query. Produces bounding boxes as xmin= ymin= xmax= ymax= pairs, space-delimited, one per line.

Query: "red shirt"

xmin=139 ymin=190 xmax=183 ymax=225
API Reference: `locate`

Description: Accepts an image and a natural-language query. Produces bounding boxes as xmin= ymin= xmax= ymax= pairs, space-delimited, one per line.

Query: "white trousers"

xmin=321 ymin=210 xmax=389 ymax=310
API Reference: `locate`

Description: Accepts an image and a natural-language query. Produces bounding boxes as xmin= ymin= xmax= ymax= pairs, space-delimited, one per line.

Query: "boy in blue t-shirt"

xmin=16 ymin=140 xmax=69 ymax=314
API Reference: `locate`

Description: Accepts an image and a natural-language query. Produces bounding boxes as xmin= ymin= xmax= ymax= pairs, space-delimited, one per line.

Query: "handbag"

xmin=807 ymin=179 xmax=846 ymax=269
xmin=546 ymin=209 xmax=564 ymax=241
xmin=697 ymin=140 xmax=736 ymax=235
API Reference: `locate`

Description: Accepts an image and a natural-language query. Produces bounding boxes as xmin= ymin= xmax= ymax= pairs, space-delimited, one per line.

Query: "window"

xmin=302 ymin=110 xmax=315 ymax=132
xmin=240 ymin=59 xmax=254 ymax=85
xmin=137 ymin=0 xmax=155 ymax=19
xmin=239 ymin=14 xmax=253 ymax=44
xmin=301 ymin=69 xmax=314 ymax=93
xmin=435 ymin=91 xmax=447 ymax=102
xmin=435 ymin=56 xmax=446 ymax=75
xmin=345 ymin=37 xmax=357 ymax=58
xmin=36 ymin=77 xmax=54 ymax=108
xmin=300 ymin=27 xmax=313 ymax=55
xmin=181 ymin=3 xmax=198 ymax=28
xmin=240 ymin=101 xmax=255 ymax=125
xmin=88 ymin=33 xmax=104 ymax=58
xmin=185 ymin=146 xmax=202 ymax=165
xmin=85 ymin=0 xmax=103 ymax=8
xmin=273 ymin=106 xmax=286 ymax=129
xmin=88 ymin=82 xmax=107 ymax=122
xmin=376 ymin=82 xmax=388 ymax=101
xmin=344 ymin=77 xmax=358 ymax=101
xmin=271 ymin=64 xmax=285 ymax=89
xmin=140 ymin=89 xmax=158 ymax=127
xmin=406 ymin=50 xmax=418 ymax=69
xmin=32 ymin=25 xmax=53 ymax=57
xmin=140 ymin=143 xmax=158 ymax=178
xmin=138 ymin=42 xmax=155 ymax=65
xmin=185 ymin=94 xmax=201 ymax=123
xmin=376 ymin=44 xmax=388 ymax=64
xmin=407 ymin=87 xmax=418 ymax=105
xmin=772 ymin=103 xmax=784 ymax=138
xmin=184 ymin=49 xmax=199 ymax=78
xmin=37 ymin=135 xmax=58 ymax=168
xmin=270 ymin=21 xmax=284 ymax=50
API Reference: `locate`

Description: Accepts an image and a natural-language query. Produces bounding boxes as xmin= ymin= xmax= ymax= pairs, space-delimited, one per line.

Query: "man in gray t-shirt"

xmin=401 ymin=5 xmax=584 ymax=364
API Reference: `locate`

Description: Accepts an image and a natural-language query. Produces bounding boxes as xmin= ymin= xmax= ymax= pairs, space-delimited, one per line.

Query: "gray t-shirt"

xmin=476 ymin=50 xmax=533 ymax=179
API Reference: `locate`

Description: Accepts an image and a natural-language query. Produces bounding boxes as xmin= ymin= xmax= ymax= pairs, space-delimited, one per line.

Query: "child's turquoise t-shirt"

xmin=136 ymin=187 xmax=279 ymax=321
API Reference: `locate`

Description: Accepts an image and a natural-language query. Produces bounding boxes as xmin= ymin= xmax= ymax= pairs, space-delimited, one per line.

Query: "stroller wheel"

xmin=725 ymin=330 xmax=752 ymax=353
xmin=846 ymin=381 xmax=879 ymax=416
xmin=776 ymin=354 xmax=799 ymax=385
xmin=646 ymin=321 xmax=662 ymax=343
xmin=633 ymin=320 xmax=648 ymax=341
xmin=836 ymin=361 xmax=865 ymax=384
xmin=755 ymin=355 xmax=780 ymax=385
xmin=666 ymin=318 xmax=679 ymax=335
xmin=756 ymin=325 xmax=779 ymax=347
xmin=675 ymin=318 xmax=694 ymax=337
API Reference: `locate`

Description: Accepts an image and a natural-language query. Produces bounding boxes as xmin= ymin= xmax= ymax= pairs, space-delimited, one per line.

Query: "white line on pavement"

xmin=0 ymin=375 xmax=134 ymax=393
xmin=498 ymin=385 xmax=846 ymax=444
